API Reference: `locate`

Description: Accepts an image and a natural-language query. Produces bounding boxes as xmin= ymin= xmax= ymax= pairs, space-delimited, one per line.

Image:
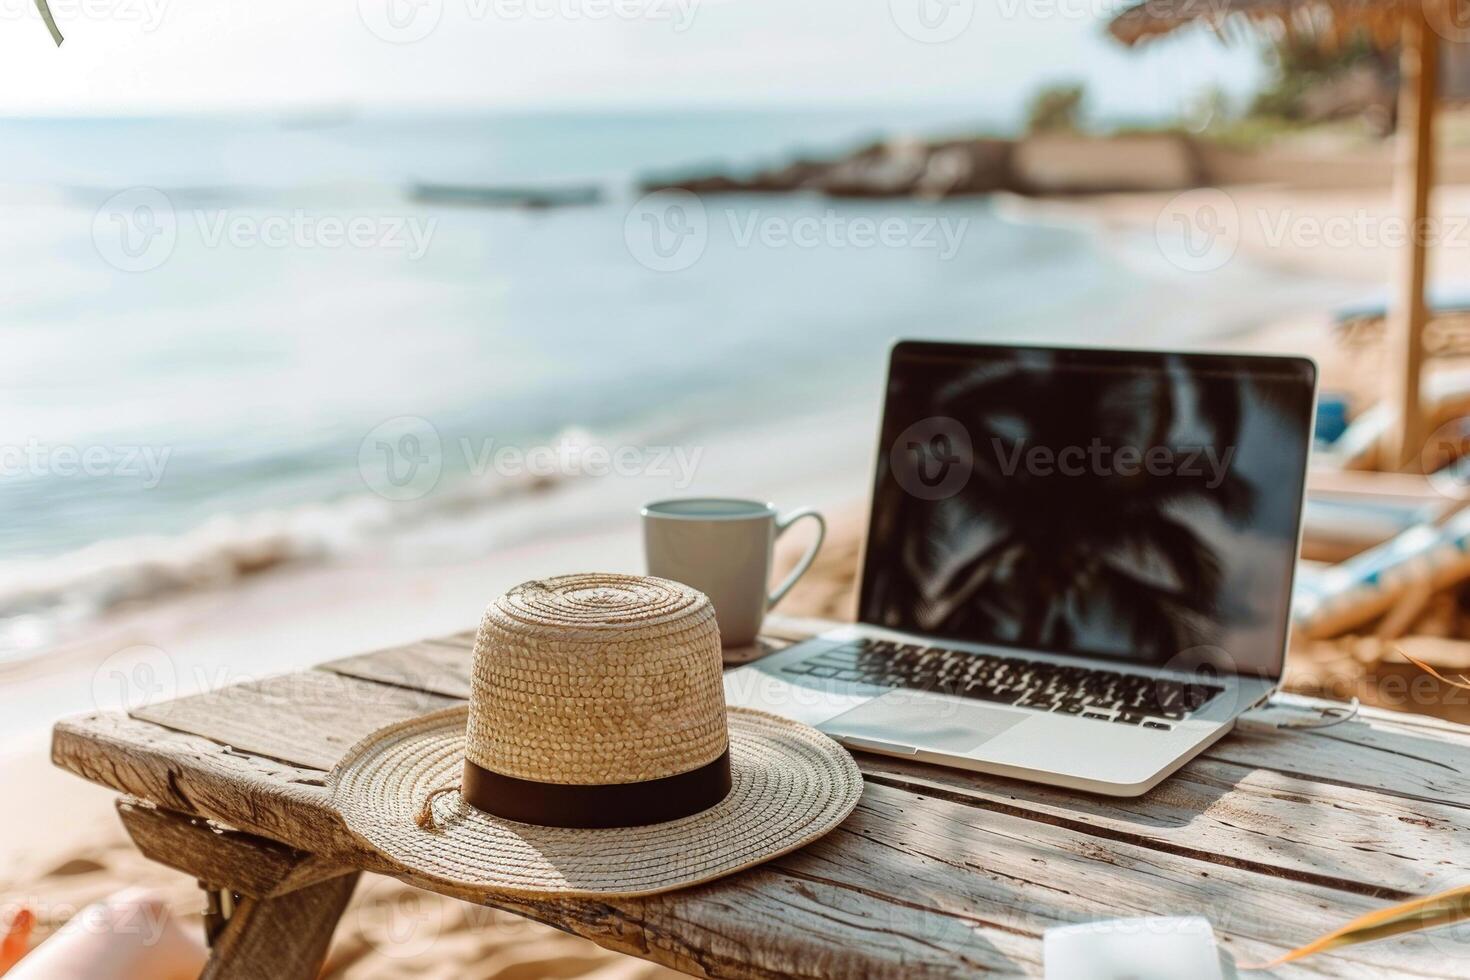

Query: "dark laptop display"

xmin=860 ymin=342 xmax=1316 ymax=679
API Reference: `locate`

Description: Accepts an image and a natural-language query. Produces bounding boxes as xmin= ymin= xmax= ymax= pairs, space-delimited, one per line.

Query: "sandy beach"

xmin=3 ymin=180 xmax=1456 ymax=976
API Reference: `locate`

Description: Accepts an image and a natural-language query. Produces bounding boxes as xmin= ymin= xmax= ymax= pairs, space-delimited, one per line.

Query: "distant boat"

xmin=410 ymin=182 xmax=602 ymax=209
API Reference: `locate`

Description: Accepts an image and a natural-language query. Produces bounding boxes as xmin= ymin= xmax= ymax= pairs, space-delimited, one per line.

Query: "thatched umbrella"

xmin=1111 ymin=0 xmax=1450 ymax=469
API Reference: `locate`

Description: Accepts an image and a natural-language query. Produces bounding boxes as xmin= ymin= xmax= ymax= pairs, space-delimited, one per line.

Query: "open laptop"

xmin=725 ymin=340 xmax=1317 ymax=796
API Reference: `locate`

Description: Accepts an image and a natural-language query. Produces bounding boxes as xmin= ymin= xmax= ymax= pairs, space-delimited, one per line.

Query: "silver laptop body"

xmin=726 ymin=341 xmax=1316 ymax=796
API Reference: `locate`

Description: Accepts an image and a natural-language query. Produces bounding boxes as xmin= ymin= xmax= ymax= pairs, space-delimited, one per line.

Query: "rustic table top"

xmin=52 ymin=616 xmax=1470 ymax=978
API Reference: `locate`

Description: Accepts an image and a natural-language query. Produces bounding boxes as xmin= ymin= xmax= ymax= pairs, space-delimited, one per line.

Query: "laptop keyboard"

xmin=781 ymin=638 xmax=1223 ymax=731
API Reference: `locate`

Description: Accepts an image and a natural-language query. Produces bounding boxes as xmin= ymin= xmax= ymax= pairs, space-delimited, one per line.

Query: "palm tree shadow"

xmin=872 ymin=350 xmax=1264 ymax=667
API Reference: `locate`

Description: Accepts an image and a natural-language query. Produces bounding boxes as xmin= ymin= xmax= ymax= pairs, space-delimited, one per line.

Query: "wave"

xmin=0 ymin=426 xmax=639 ymax=661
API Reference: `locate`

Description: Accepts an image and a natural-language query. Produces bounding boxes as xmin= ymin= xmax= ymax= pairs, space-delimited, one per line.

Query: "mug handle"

xmin=767 ymin=507 xmax=826 ymax=610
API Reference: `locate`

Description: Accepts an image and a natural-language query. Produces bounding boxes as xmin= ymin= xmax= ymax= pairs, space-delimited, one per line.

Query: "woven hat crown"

xmin=465 ymin=573 xmax=726 ymax=786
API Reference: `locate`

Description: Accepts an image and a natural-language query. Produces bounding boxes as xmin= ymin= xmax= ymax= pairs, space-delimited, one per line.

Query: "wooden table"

xmin=51 ymin=617 xmax=1470 ymax=978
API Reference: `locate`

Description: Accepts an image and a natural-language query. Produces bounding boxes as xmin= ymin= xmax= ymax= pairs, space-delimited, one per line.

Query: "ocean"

xmin=0 ymin=108 xmax=1362 ymax=656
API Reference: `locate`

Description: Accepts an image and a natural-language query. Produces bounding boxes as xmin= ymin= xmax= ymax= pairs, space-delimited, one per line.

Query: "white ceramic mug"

xmin=642 ymin=498 xmax=826 ymax=647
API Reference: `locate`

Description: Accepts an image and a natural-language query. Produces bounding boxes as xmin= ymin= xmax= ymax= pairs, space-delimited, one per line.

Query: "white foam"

xmin=0 ymin=463 xmax=571 ymax=660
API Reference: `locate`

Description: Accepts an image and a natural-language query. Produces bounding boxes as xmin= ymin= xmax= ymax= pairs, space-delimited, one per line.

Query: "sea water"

xmin=0 ymin=109 xmax=1361 ymax=653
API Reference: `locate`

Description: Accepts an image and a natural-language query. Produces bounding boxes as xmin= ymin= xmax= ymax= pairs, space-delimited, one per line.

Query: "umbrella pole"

xmin=1385 ymin=1 xmax=1439 ymax=470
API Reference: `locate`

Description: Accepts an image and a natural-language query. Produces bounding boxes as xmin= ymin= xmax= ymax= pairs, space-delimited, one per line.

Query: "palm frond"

xmin=1240 ymin=884 xmax=1470 ymax=970
xmin=36 ymin=0 xmax=62 ymax=45
xmin=1399 ymin=648 xmax=1470 ymax=690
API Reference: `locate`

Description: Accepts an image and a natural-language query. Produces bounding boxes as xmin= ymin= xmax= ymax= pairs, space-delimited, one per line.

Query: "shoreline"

xmin=1002 ymin=182 xmax=1470 ymax=286
xmin=0 ymin=401 xmax=878 ymax=745
xmin=5 ymin=180 xmax=1422 ymax=729
xmin=5 ymin=179 xmax=1406 ymax=697
xmin=0 ymin=395 xmax=874 ymax=666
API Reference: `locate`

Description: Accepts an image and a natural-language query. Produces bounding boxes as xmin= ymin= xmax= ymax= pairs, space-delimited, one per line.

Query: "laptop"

xmin=725 ymin=340 xmax=1317 ymax=796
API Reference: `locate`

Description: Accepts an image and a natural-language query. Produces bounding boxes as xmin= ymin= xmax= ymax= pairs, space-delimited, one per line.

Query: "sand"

xmin=3 ymin=181 xmax=1456 ymax=976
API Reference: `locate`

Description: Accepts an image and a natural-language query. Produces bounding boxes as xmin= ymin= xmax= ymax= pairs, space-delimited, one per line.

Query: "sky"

xmin=0 ymin=0 xmax=1267 ymax=121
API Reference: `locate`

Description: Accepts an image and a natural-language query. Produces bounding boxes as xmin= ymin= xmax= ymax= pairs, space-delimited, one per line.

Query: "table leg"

xmin=200 ymin=883 xmax=228 ymax=946
xmin=115 ymin=798 xmax=359 ymax=978
xmin=200 ymin=872 xmax=359 ymax=980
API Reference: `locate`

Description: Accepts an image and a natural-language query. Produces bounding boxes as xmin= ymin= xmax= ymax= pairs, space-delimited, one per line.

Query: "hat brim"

xmin=328 ymin=705 xmax=863 ymax=898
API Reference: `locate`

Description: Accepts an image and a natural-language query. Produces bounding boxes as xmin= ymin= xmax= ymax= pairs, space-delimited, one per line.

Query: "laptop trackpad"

xmin=823 ymin=691 xmax=1027 ymax=754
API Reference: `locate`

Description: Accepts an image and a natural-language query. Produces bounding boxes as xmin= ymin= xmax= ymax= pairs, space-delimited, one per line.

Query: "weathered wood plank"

xmin=117 ymin=799 xmax=350 ymax=899
xmin=502 ymin=863 xmax=1045 ymax=979
xmin=201 ymin=871 xmax=359 ymax=980
xmin=53 ymin=617 xmax=1470 ymax=979
xmin=858 ymin=753 xmax=1470 ymax=898
xmin=322 ymin=627 xmax=1470 ymax=810
xmin=322 ymin=639 xmax=475 ymax=700
xmin=55 ymin=711 xmax=1456 ymax=977
xmin=324 ymin=628 xmax=1470 ymax=822
xmin=1360 ymin=700 xmax=1470 ymax=736
xmin=53 ymin=711 xmax=355 ymax=860
xmin=51 ymin=715 xmax=1037 ymax=977
xmin=175 ymin=638 xmax=1470 ymax=906
xmin=1200 ymin=715 xmax=1470 ymax=807
xmin=792 ymin=785 xmax=1454 ymax=978
xmin=739 ymin=621 xmax=1470 ymax=806
xmin=131 ymin=670 xmax=459 ymax=770
xmin=321 ymin=619 xmax=821 ymax=696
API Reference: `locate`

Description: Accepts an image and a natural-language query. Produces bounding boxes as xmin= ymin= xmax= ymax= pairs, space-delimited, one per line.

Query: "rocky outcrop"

xmin=642 ymin=136 xmax=1020 ymax=199
xmin=819 ymin=138 xmax=1018 ymax=198
xmin=642 ymin=132 xmax=1213 ymax=199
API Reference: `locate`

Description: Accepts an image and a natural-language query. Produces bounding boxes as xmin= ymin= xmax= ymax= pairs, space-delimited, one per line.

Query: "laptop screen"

xmin=859 ymin=342 xmax=1316 ymax=680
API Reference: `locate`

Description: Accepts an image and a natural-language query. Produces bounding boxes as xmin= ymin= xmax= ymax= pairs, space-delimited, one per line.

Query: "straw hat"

xmin=329 ymin=573 xmax=862 ymax=897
